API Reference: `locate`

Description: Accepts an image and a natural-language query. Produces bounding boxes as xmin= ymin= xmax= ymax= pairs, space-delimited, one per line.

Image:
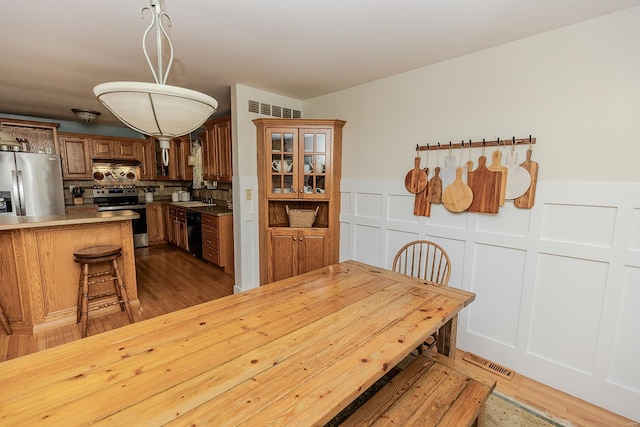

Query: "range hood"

xmin=92 ymin=158 xmax=141 ymax=166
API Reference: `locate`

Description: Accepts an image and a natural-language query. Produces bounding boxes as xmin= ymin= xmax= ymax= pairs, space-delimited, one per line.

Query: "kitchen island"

xmin=0 ymin=211 xmax=139 ymax=333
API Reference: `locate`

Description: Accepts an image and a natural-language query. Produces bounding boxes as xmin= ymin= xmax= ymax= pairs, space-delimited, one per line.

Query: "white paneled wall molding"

xmin=340 ymin=180 xmax=640 ymax=421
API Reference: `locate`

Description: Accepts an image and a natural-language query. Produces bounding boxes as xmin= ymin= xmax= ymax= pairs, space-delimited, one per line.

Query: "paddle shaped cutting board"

xmin=441 ymin=156 xmax=456 ymax=190
xmin=442 ymin=167 xmax=473 ymax=212
xmin=514 ymin=148 xmax=538 ymax=208
xmin=413 ymin=167 xmax=431 ymax=217
xmin=427 ymin=166 xmax=442 ymax=204
xmin=467 ymin=155 xmax=502 ymax=214
xmin=504 ymin=151 xmax=531 ymax=200
xmin=404 ymin=157 xmax=427 ymax=194
xmin=488 ymin=150 xmax=508 ymax=206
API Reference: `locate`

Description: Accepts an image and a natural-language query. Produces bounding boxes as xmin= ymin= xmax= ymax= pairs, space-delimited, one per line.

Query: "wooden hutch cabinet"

xmin=254 ymin=118 xmax=346 ymax=285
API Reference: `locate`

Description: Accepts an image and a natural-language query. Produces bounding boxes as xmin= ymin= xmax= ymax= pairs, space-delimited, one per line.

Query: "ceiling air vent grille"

xmin=248 ymin=100 xmax=259 ymax=114
xmin=248 ymin=99 xmax=303 ymax=118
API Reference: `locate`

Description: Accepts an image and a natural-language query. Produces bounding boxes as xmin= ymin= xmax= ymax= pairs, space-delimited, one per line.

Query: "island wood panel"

xmin=0 ymin=231 xmax=33 ymax=333
xmin=1 ymin=220 xmax=138 ymax=332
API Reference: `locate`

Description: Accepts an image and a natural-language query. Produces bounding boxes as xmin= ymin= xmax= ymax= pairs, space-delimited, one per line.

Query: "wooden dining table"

xmin=0 ymin=260 xmax=475 ymax=426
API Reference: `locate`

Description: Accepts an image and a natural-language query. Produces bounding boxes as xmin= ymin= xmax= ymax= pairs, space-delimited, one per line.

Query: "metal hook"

xmin=482 ymin=138 xmax=486 ymax=155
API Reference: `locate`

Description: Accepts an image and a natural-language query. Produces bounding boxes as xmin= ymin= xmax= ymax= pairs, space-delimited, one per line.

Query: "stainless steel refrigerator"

xmin=0 ymin=152 xmax=65 ymax=217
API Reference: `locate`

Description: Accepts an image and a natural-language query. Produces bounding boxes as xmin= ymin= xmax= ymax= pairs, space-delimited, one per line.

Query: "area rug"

xmin=485 ymin=392 xmax=573 ymax=427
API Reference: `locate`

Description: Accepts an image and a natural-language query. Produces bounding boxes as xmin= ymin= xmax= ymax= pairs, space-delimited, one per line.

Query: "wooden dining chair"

xmin=392 ymin=240 xmax=451 ymax=286
xmin=392 ymin=240 xmax=451 ymax=351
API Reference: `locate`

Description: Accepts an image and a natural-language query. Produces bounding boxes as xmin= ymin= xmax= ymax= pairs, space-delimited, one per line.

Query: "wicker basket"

xmin=286 ymin=205 xmax=319 ymax=228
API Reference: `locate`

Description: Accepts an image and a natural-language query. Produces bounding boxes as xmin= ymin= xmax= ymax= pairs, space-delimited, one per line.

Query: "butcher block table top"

xmin=0 ymin=260 xmax=475 ymax=426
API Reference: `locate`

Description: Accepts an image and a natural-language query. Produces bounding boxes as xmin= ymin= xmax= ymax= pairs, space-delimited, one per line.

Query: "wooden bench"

xmin=341 ymin=352 xmax=497 ymax=426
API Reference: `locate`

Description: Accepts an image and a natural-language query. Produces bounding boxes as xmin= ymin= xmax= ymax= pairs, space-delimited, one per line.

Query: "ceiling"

xmin=2 ymin=0 xmax=639 ymax=128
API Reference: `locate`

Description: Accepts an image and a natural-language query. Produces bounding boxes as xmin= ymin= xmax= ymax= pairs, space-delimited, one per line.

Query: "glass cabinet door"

xmin=269 ymin=129 xmax=297 ymax=197
xmin=300 ymin=129 xmax=331 ymax=198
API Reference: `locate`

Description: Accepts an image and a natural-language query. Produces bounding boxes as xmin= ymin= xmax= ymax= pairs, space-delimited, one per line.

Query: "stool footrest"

xmin=88 ymin=291 xmax=118 ymax=300
xmin=87 ymin=276 xmax=117 ymax=286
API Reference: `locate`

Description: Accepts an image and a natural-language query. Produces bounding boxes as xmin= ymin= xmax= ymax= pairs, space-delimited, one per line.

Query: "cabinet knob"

xmin=299 ymin=237 xmax=303 ymax=241
xmin=292 ymin=237 xmax=296 ymax=241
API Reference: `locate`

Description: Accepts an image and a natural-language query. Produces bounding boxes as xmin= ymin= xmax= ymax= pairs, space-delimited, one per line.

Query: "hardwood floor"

xmin=0 ymin=244 xmax=234 ymax=362
xmin=0 ymin=244 xmax=634 ymax=426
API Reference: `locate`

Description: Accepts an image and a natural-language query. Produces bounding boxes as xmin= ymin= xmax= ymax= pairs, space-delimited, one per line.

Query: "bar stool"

xmin=0 ymin=301 xmax=12 ymax=335
xmin=74 ymin=245 xmax=134 ymax=338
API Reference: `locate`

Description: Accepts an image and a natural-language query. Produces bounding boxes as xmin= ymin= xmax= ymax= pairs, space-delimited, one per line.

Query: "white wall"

xmin=230 ymin=85 xmax=303 ymax=292
xmin=297 ymin=7 xmax=640 ymax=421
xmin=304 ymin=7 xmax=640 ymax=183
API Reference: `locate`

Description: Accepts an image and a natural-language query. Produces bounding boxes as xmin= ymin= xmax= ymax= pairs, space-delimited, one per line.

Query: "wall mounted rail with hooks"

xmin=416 ymin=136 xmax=536 ymax=152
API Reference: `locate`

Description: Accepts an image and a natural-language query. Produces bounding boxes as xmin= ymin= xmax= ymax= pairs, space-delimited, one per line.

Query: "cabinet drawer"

xmin=176 ymin=209 xmax=186 ymax=219
xmin=168 ymin=206 xmax=177 ymax=217
xmin=202 ymin=214 xmax=219 ymax=227
xmin=202 ymin=236 xmax=219 ymax=249
xmin=202 ymin=224 xmax=219 ymax=238
xmin=202 ymin=244 xmax=220 ymax=264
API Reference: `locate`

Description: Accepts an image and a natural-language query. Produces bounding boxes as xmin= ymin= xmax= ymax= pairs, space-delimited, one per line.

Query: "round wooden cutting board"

xmin=443 ymin=167 xmax=473 ymax=212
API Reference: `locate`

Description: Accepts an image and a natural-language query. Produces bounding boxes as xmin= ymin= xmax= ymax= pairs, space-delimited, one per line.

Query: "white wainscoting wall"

xmin=339 ymin=180 xmax=640 ymax=421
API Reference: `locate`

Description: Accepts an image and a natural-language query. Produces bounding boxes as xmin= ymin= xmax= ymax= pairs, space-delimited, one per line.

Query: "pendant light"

xmin=94 ymin=0 xmax=218 ymax=166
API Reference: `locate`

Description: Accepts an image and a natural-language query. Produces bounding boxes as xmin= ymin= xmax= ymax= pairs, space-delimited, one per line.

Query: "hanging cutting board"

xmin=467 ymin=155 xmax=502 ymax=214
xmin=442 ymin=167 xmax=473 ymax=212
xmin=441 ymin=156 xmax=456 ymax=190
xmin=464 ymin=160 xmax=474 ymax=184
xmin=514 ymin=148 xmax=538 ymax=209
xmin=413 ymin=167 xmax=431 ymax=217
xmin=487 ymin=150 xmax=508 ymax=206
xmin=427 ymin=167 xmax=442 ymax=203
xmin=504 ymin=151 xmax=531 ymax=200
xmin=404 ymin=157 xmax=427 ymax=194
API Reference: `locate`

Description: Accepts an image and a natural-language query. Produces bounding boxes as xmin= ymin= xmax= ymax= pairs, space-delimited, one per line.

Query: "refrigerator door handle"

xmin=13 ymin=170 xmax=26 ymax=216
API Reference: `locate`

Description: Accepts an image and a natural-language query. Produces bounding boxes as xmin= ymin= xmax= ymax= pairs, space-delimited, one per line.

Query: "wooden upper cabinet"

xmin=90 ymin=138 xmax=113 ymax=158
xmin=174 ymin=136 xmax=194 ymax=181
xmin=116 ymin=139 xmax=137 ymax=159
xmin=58 ymin=134 xmax=92 ymax=179
xmin=91 ymin=138 xmax=138 ymax=160
xmin=203 ymin=115 xmax=232 ymax=183
xmin=137 ymin=139 xmax=154 ymax=180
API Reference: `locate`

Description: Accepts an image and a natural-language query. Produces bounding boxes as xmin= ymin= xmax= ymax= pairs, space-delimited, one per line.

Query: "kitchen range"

xmin=92 ymin=163 xmax=148 ymax=248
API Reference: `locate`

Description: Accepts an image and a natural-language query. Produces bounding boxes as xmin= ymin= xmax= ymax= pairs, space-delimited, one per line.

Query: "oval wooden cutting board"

xmin=488 ymin=150 xmax=508 ymax=206
xmin=467 ymin=155 xmax=502 ymax=214
xmin=442 ymin=167 xmax=473 ymax=212
xmin=404 ymin=157 xmax=427 ymax=194
xmin=504 ymin=151 xmax=531 ymax=200
xmin=514 ymin=148 xmax=538 ymax=208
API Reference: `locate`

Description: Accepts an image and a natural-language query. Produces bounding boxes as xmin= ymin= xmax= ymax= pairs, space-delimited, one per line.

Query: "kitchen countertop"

xmin=162 ymin=201 xmax=233 ymax=216
xmin=0 ymin=210 xmax=140 ymax=231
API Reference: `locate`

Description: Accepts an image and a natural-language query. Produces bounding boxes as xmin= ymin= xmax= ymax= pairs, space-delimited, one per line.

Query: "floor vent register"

xmin=462 ymin=352 xmax=515 ymax=380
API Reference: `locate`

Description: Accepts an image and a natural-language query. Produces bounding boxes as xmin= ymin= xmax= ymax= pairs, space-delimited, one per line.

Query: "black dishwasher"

xmin=186 ymin=211 xmax=202 ymax=258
